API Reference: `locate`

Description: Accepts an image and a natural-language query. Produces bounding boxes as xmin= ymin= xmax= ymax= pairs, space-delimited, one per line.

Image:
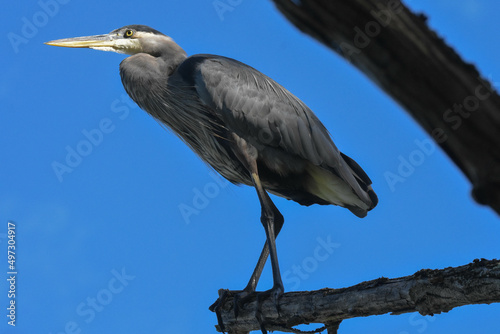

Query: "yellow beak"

xmin=45 ymin=34 xmax=116 ymax=49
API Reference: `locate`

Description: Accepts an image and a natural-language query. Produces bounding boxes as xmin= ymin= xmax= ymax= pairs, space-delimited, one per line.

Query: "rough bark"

xmin=269 ymin=0 xmax=500 ymax=215
xmin=211 ymin=258 xmax=500 ymax=333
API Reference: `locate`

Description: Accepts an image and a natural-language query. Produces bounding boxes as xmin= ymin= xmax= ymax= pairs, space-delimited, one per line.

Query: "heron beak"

xmin=45 ymin=34 xmax=116 ymax=49
xmin=45 ymin=33 xmax=139 ymax=54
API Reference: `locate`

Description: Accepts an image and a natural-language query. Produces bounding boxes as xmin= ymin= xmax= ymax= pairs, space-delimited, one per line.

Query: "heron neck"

xmin=147 ymin=39 xmax=187 ymax=73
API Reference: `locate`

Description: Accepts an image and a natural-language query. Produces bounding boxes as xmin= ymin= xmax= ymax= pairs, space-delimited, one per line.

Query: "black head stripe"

xmin=111 ymin=25 xmax=166 ymax=36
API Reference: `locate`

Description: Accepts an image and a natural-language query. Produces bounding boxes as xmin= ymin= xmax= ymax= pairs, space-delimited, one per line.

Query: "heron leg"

xmin=232 ymin=241 xmax=269 ymax=316
xmin=209 ymin=135 xmax=284 ymax=332
xmin=250 ymin=171 xmax=285 ymax=305
xmin=229 ymin=133 xmax=285 ymax=299
xmin=209 ymin=209 xmax=283 ymax=329
xmin=233 ymin=188 xmax=284 ymax=317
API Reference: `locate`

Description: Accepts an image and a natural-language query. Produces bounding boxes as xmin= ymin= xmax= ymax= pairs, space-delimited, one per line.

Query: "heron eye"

xmin=124 ymin=30 xmax=134 ymax=38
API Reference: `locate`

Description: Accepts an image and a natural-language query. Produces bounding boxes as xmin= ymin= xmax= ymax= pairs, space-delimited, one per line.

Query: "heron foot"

xmin=233 ymin=287 xmax=257 ymax=318
xmin=209 ymin=284 xmax=284 ymax=334
xmin=209 ymin=287 xmax=257 ymax=332
xmin=209 ymin=289 xmax=231 ymax=332
xmin=255 ymin=283 xmax=284 ymax=334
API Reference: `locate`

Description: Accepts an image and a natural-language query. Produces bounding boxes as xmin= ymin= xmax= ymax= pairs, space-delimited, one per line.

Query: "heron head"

xmin=45 ymin=25 xmax=179 ymax=57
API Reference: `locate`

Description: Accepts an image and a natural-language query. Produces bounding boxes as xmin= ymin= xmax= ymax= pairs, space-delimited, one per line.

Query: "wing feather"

xmin=190 ymin=55 xmax=372 ymax=205
xmin=195 ymin=57 xmax=331 ymax=161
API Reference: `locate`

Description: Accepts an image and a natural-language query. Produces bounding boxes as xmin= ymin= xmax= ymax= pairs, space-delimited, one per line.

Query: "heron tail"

xmin=305 ymin=154 xmax=378 ymax=218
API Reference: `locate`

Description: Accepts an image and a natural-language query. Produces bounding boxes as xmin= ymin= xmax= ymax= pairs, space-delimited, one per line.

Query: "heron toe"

xmin=253 ymin=283 xmax=285 ymax=334
xmin=209 ymin=283 xmax=284 ymax=334
xmin=209 ymin=289 xmax=231 ymax=332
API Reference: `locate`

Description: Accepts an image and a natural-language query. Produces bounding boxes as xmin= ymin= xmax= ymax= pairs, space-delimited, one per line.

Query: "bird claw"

xmin=233 ymin=286 xmax=260 ymax=318
xmin=271 ymin=284 xmax=284 ymax=315
xmin=255 ymin=284 xmax=284 ymax=333
xmin=209 ymin=289 xmax=230 ymax=333
xmin=210 ymin=284 xmax=284 ymax=334
xmin=265 ymin=284 xmax=284 ymax=311
xmin=209 ymin=288 xmax=257 ymax=332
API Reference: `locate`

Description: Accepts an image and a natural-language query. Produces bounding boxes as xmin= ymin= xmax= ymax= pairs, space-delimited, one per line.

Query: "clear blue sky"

xmin=2 ymin=1 xmax=500 ymax=333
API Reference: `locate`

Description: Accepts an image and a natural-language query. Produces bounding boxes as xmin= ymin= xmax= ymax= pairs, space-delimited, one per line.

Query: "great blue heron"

xmin=46 ymin=25 xmax=377 ymax=329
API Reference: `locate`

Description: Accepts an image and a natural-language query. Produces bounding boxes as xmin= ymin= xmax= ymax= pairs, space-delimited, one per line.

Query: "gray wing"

xmin=190 ymin=55 xmax=371 ymax=204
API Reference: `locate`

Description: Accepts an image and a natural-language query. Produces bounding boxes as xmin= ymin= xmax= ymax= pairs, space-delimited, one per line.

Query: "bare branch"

xmin=211 ymin=259 xmax=500 ymax=333
xmin=269 ymin=0 xmax=500 ymax=215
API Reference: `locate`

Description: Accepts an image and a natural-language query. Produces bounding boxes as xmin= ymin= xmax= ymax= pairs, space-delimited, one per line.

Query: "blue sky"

xmin=2 ymin=1 xmax=500 ymax=333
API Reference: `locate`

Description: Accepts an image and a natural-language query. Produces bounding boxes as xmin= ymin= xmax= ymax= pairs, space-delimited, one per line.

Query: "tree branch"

xmin=211 ymin=259 xmax=500 ymax=333
xmin=269 ymin=0 xmax=500 ymax=215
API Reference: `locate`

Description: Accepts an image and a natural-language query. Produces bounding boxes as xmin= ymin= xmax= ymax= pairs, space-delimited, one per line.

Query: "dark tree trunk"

xmin=270 ymin=0 xmax=500 ymax=215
